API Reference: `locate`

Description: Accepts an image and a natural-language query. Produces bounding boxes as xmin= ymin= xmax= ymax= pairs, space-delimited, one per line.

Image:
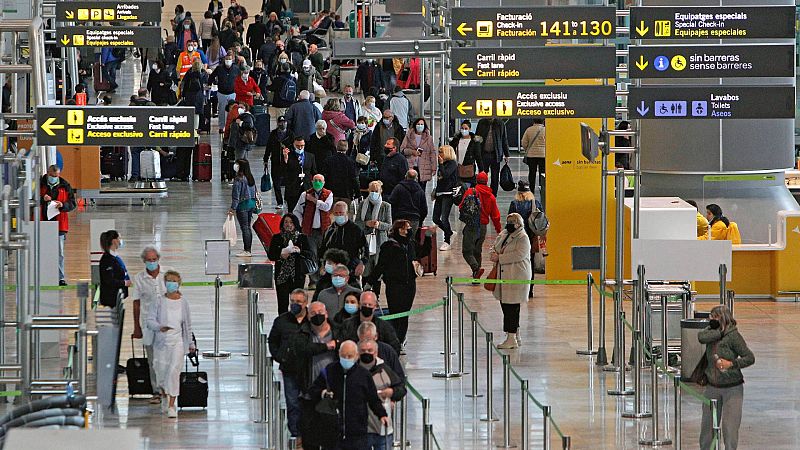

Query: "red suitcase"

xmin=192 ymin=142 xmax=212 ymax=181
xmin=253 ymin=212 xmax=282 ymax=253
xmin=93 ymin=61 xmax=111 ymax=93
xmin=416 ymin=226 xmax=438 ymax=276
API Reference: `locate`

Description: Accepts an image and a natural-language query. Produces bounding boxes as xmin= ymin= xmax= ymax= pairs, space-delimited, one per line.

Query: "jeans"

xmin=461 ymin=223 xmax=487 ymax=273
xmin=432 ymin=195 xmax=454 ymax=243
xmin=103 ymin=60 xmax=120 ymax=88
xmin=481 ymin=153 xmax=501 ymax=195
xmin=130 ymin=147 xmax=143 ymax=178
xmin=282 ymin=374 xmax=302 ymax=437
xmin=58 ymin=233 xmax=66 ymax=282
xmin=367 ymin=433 xmax=392 ymax=450
xmin=700 ymin=384 xmax=744 ymax=450
xmin=217 ymin=91 xmax=236 ymax=132
xmin=236 ymin=208 xmax=253 ymax=252
xmin=500 ymin=303 xmax=520 ymax=333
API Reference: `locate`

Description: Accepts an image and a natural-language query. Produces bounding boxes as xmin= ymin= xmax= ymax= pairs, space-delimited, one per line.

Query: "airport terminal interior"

xmin=0 ymin=0 xmax=798 ymax=448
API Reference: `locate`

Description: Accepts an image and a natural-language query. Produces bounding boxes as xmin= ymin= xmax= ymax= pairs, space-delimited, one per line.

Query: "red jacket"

xmin=460 ymin=184 xmax=501 ymax=233
xmin=234 ymin=75 xmax=261 ymax=106
xmin=40 ymin=175 xmax=76 ymax=233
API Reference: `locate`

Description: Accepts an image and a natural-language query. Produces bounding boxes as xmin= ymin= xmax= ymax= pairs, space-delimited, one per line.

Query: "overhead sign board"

xmin=629 ymin=87 xmax=795 ymax=120
xmin=451 ymin=6 xmax=616 ymax=40
xmin=36 ymin=106 xmax=196 ymax=146
xmin=451 ymin=46 xmax=616 ymax=80
xmin=628 ymin=44 xmax=795 ymax=79
xmin=56 ymin=26 xmax=162 ymax=48
xmin=450 ymin=86 xmax=615 ymax=119
xmin=56 ymin=1 xmax=162 ymax=22
xmin=629 ymin=6 xmax=795 ymax=40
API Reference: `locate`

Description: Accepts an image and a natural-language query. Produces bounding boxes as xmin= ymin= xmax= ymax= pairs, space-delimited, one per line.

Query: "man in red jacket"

xmin=459 ymin=171 xmax=501 ymax=279
xmin=40 ymin=165 xmax=76 ymax=286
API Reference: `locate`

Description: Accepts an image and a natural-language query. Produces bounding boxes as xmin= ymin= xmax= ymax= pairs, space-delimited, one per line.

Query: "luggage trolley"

xmin=643 ymin=282 xmax=693 ymax=369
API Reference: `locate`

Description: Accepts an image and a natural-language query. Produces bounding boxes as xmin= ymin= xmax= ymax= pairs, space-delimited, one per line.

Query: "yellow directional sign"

xmin=451 ymin=7 xmax=616 ymax=40
xmin=635 ymin=21 xmax=649 ymax=37
xmin=40 ymin=117 xmax=64 ymax=136
xmin=57 ymin=2 xmax=163 ymax=23
xmin=456 ymin=22 xmax=473 ymax=36
xmin=635 ymin=55 xmax=648 ymax=71
xmin=65 ymin=10 xmax=74 ymax=19
xmin=456 ymin=102 xmax=472 ymax=116
xmin=60 ymin=36 xmax=70 ymax=45
xmin=457 ymin=63 xmax=473 ymax=77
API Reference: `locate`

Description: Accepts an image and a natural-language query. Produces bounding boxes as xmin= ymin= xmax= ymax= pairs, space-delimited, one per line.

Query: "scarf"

xmin=276 ymin=232 xmax=299 ymax=284
xmin=360 ymin=198 xmax=381 ymax=223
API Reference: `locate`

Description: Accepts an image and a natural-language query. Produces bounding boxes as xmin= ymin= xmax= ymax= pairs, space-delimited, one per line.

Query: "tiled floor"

xmin=8 ymin=47 xmax=800 ymax=450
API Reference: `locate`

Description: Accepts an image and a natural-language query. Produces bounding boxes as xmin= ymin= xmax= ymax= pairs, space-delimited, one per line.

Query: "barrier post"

xmin=245 ymin=289 xmax=254 ymax=358
xmin=422 ymin=398 xmax=431 ymax=450
xmin=623 ymin=267 xmax=651 ymax=419
xmin=458 ymin=292 xmax=465 ymax=374
xmin=639 ymin=335 xmax=671 ymax=446
xmin=433 ymin=289 xmax=461 ymax=377
xmin=542 ymin=405 xmax=551 ymax=450
xmin=726 ymin=289 xmax=735 ymax=316
xmin=500 ymin=354 xmax=515 ymax=448
xmin=561 ymin=436 xmax=571 ymax=450
xmin=271 ymin=379 xmax=281 ymax=449
xmin=608 ymin=290 xmax=633 ymax=395
xmin=261 ymin=353 xmax=270 ymax=424
xmin=577 ymin=273 xmax=597 ymax=355
xmin=466 ymin=311 xmax=482 ymax=398
xmin=400 ymin=397 xmax=408 ymax=450
xmin=673 ymin=375 xmax=681 ymax=449
xmin=712 ymin=398 xmax=721 ymax=450
xmin=251 ymin=314 xmax=261 ymax=400
xmin=520 ymin=380 xmax=529 ymax=449
xmin=719 ymin=264 xmax=727 ymax=305
xmin=77 ymin=281 xmax=89 ymax=396
xmin=202 ymin=276 xmax=230 ymax=357
xmin=481 ymin=332 xmax=497 ymax=422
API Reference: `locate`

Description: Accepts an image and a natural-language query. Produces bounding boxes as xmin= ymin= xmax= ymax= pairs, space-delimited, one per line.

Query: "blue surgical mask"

xmin=145 ymin=261 xmax=159 ymax=272
xmin=369 ymin=192 xmax=380 ymax=203
xmin=332 ymin=276 xmax=346 ymax=288
xmin=325 ymin=263 xmax=334 ymax=274
xmin=165 ymin=281 xmax=180 ymax=293
xmin=415 ymin=124 xmax=425 ymax=133
xmin=340 ymin=357 xmax=356 ymax=370
xmin=295 ymin=148 xmax=304 ymax=155
xmin=290 ymin=302 xmax=303 ymax=316
xmin=461 ymin=129 xmax=470 ymax=137
xmin=334 ymin=215 xmax=347 ymax=226
xmin=344 ymin=303 xmax=358 ymax=314
xmin=382 ymin=119 xmax=391 ymax=127
xmin=47 ymin=176 xmax=59 ymax=185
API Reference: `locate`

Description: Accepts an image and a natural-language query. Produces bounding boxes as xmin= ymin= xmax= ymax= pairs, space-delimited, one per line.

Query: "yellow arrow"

xmin=456 ymin=102 xmax=472 ymax=115
xmin=40 ymin=117 xmax=64 ymax=136
xmin=60 ymin=35 xmax=70 ymax=45
xmin=635 ymin=55 xmax=648 ymax=71
xmin=65 ymin=10 xmax=74 ymax=19
xmin=457 ymin=22 xmax=473 ymax=36
xmin=635 ymin=21 xmax=649 ymax=37
xmin=457 ymin=63 xmax=474 ymax=77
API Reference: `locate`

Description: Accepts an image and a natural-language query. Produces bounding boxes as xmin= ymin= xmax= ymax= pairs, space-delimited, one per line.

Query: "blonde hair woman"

xmin=490 ymin=213 xmax=532 ymax=349
xmin=362 ymin=95 xmax=382 ymax=129
xmin=354 ymin=180 xmax=393 ymax=296
xmin=432 ymin=145 xmax=459 ymax=250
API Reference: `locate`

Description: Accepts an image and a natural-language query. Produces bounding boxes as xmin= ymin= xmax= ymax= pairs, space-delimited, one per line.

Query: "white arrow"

xmin=553 ymin=159 xmax=561 ymax=167
xmin=792 ymin=226 xmax=800 ymax=234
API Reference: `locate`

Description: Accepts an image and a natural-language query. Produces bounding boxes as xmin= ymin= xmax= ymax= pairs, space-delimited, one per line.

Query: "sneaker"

xmin=167 ymin=407 xmax=177 ymax=418
xmin=236 ymin=251 xmax=252 ymax=257
xmin=59 ymin=280 xmax=67 ymax=286
xmin=439 ymin=242 xmax=451 ymax=251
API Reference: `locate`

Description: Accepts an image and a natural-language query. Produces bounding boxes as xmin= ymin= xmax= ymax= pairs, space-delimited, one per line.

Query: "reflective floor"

xmin=10 ymin=41 xmax=800 ymax=450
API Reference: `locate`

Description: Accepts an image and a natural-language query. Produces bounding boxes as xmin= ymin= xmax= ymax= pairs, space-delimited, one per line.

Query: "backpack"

xmin=279 ymin=76 xmax=297 ymax=103
xmin=528 ymin=208 xmax=550 ymax=236
xmin=458 ymin=188 xmax=481 ymax=228
xmin=240 ymin=128 xmax=257 ymax=144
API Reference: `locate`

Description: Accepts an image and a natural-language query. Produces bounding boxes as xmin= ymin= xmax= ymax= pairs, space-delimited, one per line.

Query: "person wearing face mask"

xmin=147 ymin=61 xmax=175 ymax=106
xmin=177 ymin=41 xmax=208 ymax=80
xmin=227 ymin=0 xmax=248 ymax=32
xmin=40 ymin=165 xmax=76 ymax=286
xmin=283 ymin=136 xmax=318 ymax=210
xmin=354 ymin=181 xmax=392 ymax=295
xmin=341 ymin=291 xmax=402 ymax=355
xmin=219 ymin=19 xmax=238 ymax=51
xmin=308 ymin=340 xmax=389 ymax=450
xmin=100 ymin=46 xmax=121 ymax=92
xmin=361 ymin=96 xmax=382 ymax=130
xmin=433 ymin=145 xmax=459 ymax=251
xmin=297 ymin=59 xmax=323 ymax=97
xmin=460 ymin=172 xmax=502 ymax=281
xmin=490 ymin=213 xmax=532 ymax=350
xmin=198 ymin=11 xmax=217 ymax=53
xmin=268 ymin=214 xmax=313 ymax=313
xmin=171 ymin=5 xmax=186 ymax=33
xmin=363 ymin=220 xmax=418 ymax=345
xmin=370 ymin=110 xmax=405 ymax=171
xmin=228 ymin=159 xmax=258 ymax=256
xmin=264 ymin=116 xmax=294 ymax=208
xmin=312 ymin=248 xmax=351 ymax=301
xmin=338 ymin=85 xmax=362 ymax=124
xmin=321 ymin=100 xmax=354 ymax=146
xmin=358 ymin=338 xmax=406 ymax=450
xmin=449 ymin=119 xmax=485 ymax=186
xmin=209 ymin=54 xmax=239 ymax=133
xmin=284 ymin=90 xmax=321 ymax=139
xmin=98 ymin=230 xmax=132 ymax=308
xmin=375 ymin=138 xmax=408 ymax=198
xmin=179 ymin=58 xmax=210 ymax=134
xmin=130 ymin=246 xmax=172 ymax=403
xmin=267 ymin=288 xmax=309 ymax=442
xmin=292 ymin=173 xmax=332 ymax=278
xmin=400 ymin=118 xmax=437 ymax=191
xmin=177 ymin=18 xmax=198 ymax=52
xmin=319 ymin=201 xmax=368 ymax=280
xmin=234 ymin=67 xmax=261 ymax=107
xmin=250 ymin=60 xmax=269 ymax=96
xmin=697 ymin=305 xmax=754 ymax=450
xmin=348 ymin=116 xmax=372 ymax=159
xmin=318 ymin=264 xmax=362 ymax=318
xmin=269 ymin=45 xmax=288 ymax=76
xmin=229 ymin=103 xmax=256 ymax=160
xmin=307 ymin=119 xmax=336 ymax=174
xmin=147 ymin=270 xmax=195 ymax=419
xmin=333 ymin=292 xmax=360 ymax=324
xmin=356 ymin=321 xmax=404 ymax=380
xmin=324 ymin=140 xmax=360 ymax=204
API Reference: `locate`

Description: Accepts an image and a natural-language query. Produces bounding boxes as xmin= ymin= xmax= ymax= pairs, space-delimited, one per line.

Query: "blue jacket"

xmin=284 ymin=99 xmax=321 ymax=138
xmin=231 ymin=176 xmax=256 ymax=210
xmin=101 ymin=48 xmax=119 ymax=64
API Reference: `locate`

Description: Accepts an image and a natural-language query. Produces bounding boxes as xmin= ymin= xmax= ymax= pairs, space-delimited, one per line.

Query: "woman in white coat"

xmin=490 ymin=213 xmax=532 ymax=349
xmin=147 ymin=270 xmax=195 ymax=418
xmin=354 ymin=180 xmax=393 ymax=297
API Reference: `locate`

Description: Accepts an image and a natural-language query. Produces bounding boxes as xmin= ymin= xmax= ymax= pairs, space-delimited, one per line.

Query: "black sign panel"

xmin=56 ymin=1 xmax=162 ymax=22
xmin=629 ymin=44 xmax=794 ymax=79
xmin=630 ymin=6 xmax=795 ymax=40
xmin=36 ymin=106 xmax=197 ymax=146
xmin=451 ymin=46 xmax=616 ymax=80
xmin=629 ymin=87 xmax=795 ymax=120
xmin=451 ymin=7 xmax=616 ymax=40
xmin=451 ymin=86 xmax=615 ymax=119
xmin=56 ymin=26 xmax=162 ymax=48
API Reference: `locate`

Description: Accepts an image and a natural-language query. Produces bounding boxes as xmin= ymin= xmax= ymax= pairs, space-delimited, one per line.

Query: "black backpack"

xmin=279 ymin=76 xmax=297 ymax=103
xmin=458 ymin=188 xmax=481 ymax=228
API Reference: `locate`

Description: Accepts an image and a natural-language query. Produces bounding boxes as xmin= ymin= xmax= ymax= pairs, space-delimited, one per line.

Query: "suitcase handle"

xmin=130 ymin=337 xmax=146 ymax=359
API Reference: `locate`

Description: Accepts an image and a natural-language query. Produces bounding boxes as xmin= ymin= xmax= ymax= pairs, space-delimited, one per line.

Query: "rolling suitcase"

xmin=254 ymin=111 xmax=270 ymax=146
xmin=199 ymin=93 xmax=212 ymax=133
xmin=416 ymin=225 xmax=438 ymax=276
xmin=252 ymin=212 xmax=282 ymax=252
xmin=93 ymin=61 xmax=111 ymax=93
xmin=192 ymin=142 xmax=212 ymax=181
xmin=160 ymin=151 xmax=178 ymax=180
xmin=139 ymin=149 xmax=162 ymax=180
xmin=220 ymin=143 xmax=236 ymax=181
xmin=100 ymin=146 xmax=127 ymax=180
xmin=178 ymin=337 xmax=208 ymax=409
xmin=126 ymin=339 xmax=153 ymax=396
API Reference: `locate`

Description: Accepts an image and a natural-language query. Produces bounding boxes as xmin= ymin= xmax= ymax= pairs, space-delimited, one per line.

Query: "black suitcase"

xmin=178 ymin=336 xmax=208 ymax=409
xmin=100 ymin=146 xmax=127 ymax=180
xmin=160 ymin=151 xmax=179 ymax=180
xmin=255 ymin=111 xmax=270 ymax=146
xmin=220 ymin=143 xmax=236 ymax=181
xmin=126 ymin=338 xmax=153 ymax=396
xmin=199 ymin=94 xmax=212 ymax=133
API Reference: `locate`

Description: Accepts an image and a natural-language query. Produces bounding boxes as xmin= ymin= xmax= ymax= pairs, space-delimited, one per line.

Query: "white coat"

xmin=492 ymin=227 xmax=532 ymax=305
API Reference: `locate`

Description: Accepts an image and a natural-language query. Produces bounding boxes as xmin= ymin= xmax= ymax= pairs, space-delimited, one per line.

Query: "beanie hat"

xmin=476 ymin=172 xmax=488 ymax=185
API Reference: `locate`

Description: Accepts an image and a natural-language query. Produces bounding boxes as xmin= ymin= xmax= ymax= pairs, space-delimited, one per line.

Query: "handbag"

xmin=691 ymin=353 xmax=709 ymax=386
xmin=355 ymin=152 xmax=370 ymax=166
xmin=253 ymin=189 xmax=263 ymax=214
xmin=484 ymin=263 xmax=498 ymax=292
xmin=366 ymin=233 xmax=377 ymax=256
xmin=302 ymin=367 xmax=340 ymax=448
xmin=223 ymin=215 xmax=238 ymax=246
xmin=312 ymin=80 xmax=326 ymax=98
xmin=457 ymin=163 xmax=475 ymax=179
xmin=499 ymin=162 xmax=515 ymax=191
xmin=261 ymin=171 xmax=272 ymax=192
xmin=299 ymin=254 xmax=318 ymax=275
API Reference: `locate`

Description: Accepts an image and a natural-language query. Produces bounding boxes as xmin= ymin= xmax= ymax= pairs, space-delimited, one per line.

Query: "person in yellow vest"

xmin=700 ymin=203 xmax=741 ymax=244
xmin=176 ymin=40 xmax=208 ymax=81
xmin=687 ymin=200 xmax=709 ymax=239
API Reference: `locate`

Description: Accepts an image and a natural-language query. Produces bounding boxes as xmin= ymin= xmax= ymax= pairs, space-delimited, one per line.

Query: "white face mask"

xmin=184 ymin=24 xmax=190 ymax=30
xmin=242 ymin=74 xmax=249 ymax=81
xmin=356 ymin=123 xmax=367 ymax=131
xmin=461 ymin=129 xmax=470 ymax=136
xmin=233 ymin=163 xmax=240 ymax=172
xmin=415 ymin=124 xmax=425 ymax=133
xmin=367 ymin=102 xmax=375 ymax=108
xmin=187 ymin=46 xmax=194 ymax=52
xmin=279 ymin=58 xmax=288 ymax=64
xmin=224 ymin=59 xmax=233 ymax=67
xmin=238 ymin=107 xmax=245 ymax=114
xmin=152 ymin=63 xmax=158 ymax=70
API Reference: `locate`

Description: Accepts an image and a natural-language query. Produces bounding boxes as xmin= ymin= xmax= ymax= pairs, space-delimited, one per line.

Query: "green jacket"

xmin=698 ymin=325 xmax=755 ymax=388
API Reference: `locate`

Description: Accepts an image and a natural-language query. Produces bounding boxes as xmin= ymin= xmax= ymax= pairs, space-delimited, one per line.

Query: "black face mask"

xmin=505 ymin=223 xmax=517 ymax=233
xmin=310 ymin=315 xmax=326 ymax=326
xmin=359 ymin=353 xmax=374 ymax=364
xmin=360 ymin=306 xmax=374 ymax=317
xmin=709 ymin=319 xmax=720 ymax=330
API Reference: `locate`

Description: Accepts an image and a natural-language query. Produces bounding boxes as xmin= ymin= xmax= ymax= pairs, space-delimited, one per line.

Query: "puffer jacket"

xmin=698 ymin=324 xmax=755 ymax=388
xmin=322 ymin=110 xmax=355 ymax=143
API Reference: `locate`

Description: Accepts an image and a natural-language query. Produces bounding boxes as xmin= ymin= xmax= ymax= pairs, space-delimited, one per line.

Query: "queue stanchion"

xmin=623 ymin=265 xmax=651 ymax=419
xmin=639 ymin=295 xmax=672 ymax=446
xmin=542 ymin=405 xmax=552 ymax=450
xmin=712 ymin=398 xmax=721 ymax=450
xmin=203 ymin=276 xmax=230 ymax=358
xmin=500 ymin=354 xmax=515 ymax=448
xmin=400 ymin=397 xmax=408 ymax=450
xmin=457 ymin=292 xmax=465 ymax=374
xmin=480 ymin=332 xmax=498 ymax=422
xmin=576 ymin=273 xmax=597 ymax=356
xmin=674 ymin=375 xmax=681 ymax=449
xmin=466 ymin=311 xmax=482 ymax=398
xmin=719 ymin=264 xmax=727 ymax=304
xmin=433 ymin=292 xmax=461 ymax=377
xmin=245 ymin=290 xmax=254 ymax=358
xmin=520 ymin=379 xmax=529 ymax=449
xmin=561 ymin=436 xmax=571 ymax=450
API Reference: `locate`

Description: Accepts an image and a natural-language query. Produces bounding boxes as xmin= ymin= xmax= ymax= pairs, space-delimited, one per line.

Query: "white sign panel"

xmin=205 ymin=239 xmax=230 ymax=275
xmin=631 ymin=239 xmax=732 ymax=281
